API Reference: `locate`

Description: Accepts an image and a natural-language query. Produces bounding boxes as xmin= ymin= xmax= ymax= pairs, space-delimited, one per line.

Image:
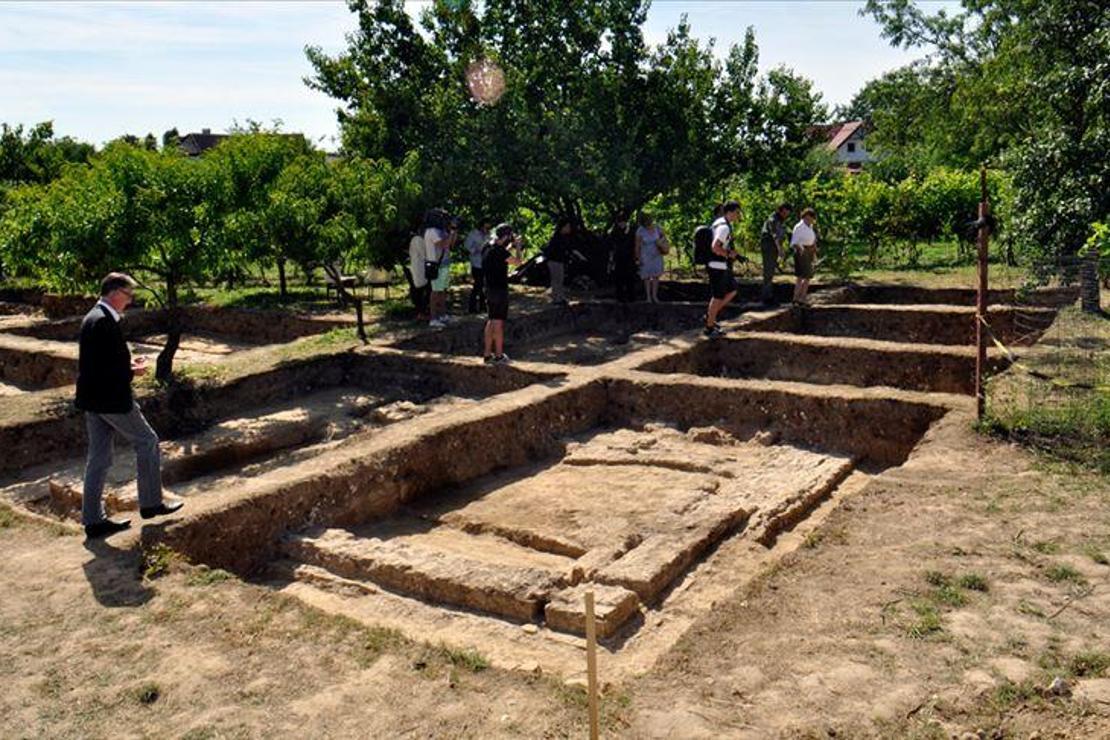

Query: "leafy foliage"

xmin=306 ymin=0 xmax=825 ymax=231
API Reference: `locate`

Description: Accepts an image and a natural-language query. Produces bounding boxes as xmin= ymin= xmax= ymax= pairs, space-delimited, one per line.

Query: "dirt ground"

xmin=2 ymin=422 xmax=1107 ymax=739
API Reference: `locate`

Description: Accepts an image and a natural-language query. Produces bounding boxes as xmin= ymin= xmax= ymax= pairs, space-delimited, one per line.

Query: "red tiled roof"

xmin=825 ymin=120 xmax=865 ymax=152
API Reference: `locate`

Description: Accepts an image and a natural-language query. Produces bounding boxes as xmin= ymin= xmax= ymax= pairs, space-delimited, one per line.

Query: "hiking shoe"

xmin=493 ymin=353 xmax=511 ymax=365
xmin=703 ymin=325 xmax=725 ymax=339
xmin=483 ymin=354 xmax=495 ymax=365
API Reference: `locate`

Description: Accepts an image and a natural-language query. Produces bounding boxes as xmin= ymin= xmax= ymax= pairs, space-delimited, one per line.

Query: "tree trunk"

xmin=155 ymin=279 xmax=181 ymax=383
xmin=277 ymin=258 xmax=288 ymax=299
xmin=1080 ymin=244 xmax=1101 ymax=314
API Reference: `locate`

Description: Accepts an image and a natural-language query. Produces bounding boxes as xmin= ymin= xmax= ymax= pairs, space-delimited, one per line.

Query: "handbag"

xmin=424 ymin=260 xmax=440 ymax=281
xmin=657 ymin=232 xmax=671 ymax=256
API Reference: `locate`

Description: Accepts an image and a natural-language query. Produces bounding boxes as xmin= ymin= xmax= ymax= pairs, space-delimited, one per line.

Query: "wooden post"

xmin=585 ymin=590 xmax=600 ymax=740
xmin=975 ymin=165 xmax=990 ymax=420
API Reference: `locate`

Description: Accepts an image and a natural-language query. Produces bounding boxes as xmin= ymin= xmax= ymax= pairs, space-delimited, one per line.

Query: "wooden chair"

xmin=324 ymin=262 xmax=358 ymax=303
xmin=363 ymin=266 xmax=394 ymax=302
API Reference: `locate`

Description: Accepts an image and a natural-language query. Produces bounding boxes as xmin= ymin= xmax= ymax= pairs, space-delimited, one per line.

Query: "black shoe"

xmin=140 ymin=501 xmax=184 ymax=520
xmin=84 ymin=518 xmax=131 ymax=539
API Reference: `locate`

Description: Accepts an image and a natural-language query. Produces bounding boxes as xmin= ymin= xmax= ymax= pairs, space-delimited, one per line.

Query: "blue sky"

xmin=0 ymin=1 xmax=957 ymax=148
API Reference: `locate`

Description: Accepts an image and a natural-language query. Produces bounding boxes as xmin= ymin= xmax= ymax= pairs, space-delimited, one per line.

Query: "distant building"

xmin=177 ymin=128 xmax=228 ymax=157
xmin=175 ymin=128 xmax=307 ymax=157
xmin=821 ymin=120 xmax=873 ymax=171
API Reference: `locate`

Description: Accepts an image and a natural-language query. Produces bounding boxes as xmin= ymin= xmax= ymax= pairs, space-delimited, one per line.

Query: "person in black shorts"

xmin=705 ymin=200 xmax=742 ymax=337
xmin=482 ymin=224 xmax=523 ymax=364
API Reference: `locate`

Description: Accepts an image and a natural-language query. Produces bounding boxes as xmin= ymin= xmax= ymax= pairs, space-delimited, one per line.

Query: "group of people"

xmin=703 ymin=200 xmax=819 ymax=337
xmin=406 ymin=201 xmax=820 ymax=346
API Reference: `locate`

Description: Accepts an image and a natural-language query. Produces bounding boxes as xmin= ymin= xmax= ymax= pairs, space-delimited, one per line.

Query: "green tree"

xmin=0 ymin=142 xmax=235 ymax=380
xmin=305 ymin=0 xmax=810 ymax=236
xmin=204 ymin=132 xmax=310 ymax=295
xmin=0 ymin=121 xmax=94 ymax=186
xmin=864 ymin=0 xmax=1110 ymax=297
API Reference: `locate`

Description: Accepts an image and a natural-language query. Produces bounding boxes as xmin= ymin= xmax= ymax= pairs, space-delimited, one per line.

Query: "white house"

xmin=824 ymin=120 xmax=873 ymax=170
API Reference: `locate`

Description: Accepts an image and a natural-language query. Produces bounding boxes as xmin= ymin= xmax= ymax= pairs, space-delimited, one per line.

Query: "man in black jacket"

xmin=78 ymin=273 xmax=182 ymax=538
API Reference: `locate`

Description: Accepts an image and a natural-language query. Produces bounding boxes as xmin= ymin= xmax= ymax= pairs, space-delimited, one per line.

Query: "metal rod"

xmin=975 ymin=165 xmax=990 ymax=420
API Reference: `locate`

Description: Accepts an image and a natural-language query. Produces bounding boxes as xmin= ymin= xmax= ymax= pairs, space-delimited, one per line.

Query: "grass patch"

xmin=130 ymin=681 xmax=161 ymax=705
xmin=931 ymin=584 xmax=968 ymax=608
xmin=1031 ymin=540 xmax=1061 ymax=554
xmin=0 ymin=505 xmax=14 ymax=529
xmin=956 ymin=573 xmax=989 ymax=591
xmin=440 ymin=645 xmax=490 ymax=673
xmin=906 ymin=601 xmax=944 ymax=639
xmin=1044 ymin=563 xmax=1086 ymax=585
xmin=1069 ymin=651 xmax=1110 ymax=678
xmin=141 ymin=543 xmax=178 ymax=580
xmin=991 ymin=679 xmax=1040 ymax=710
xmin=185 ymin=565 xmax=233 ymax=587
xmin=982 ymin=303 xmax=1110 ymax=474
xmin=1016 ymin=599 xmax=1046 ymax=618
xmin=1081 ymin=543 xmax=1109 ymax=565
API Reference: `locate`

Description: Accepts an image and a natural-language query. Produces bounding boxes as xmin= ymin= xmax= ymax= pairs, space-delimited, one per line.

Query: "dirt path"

xmin=3 ymin=422 xmax=1106 ymax=738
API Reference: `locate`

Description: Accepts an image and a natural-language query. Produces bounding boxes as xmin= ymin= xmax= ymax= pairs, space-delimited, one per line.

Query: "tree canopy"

xmin=306 ymin=0 xmax=826 ymax=229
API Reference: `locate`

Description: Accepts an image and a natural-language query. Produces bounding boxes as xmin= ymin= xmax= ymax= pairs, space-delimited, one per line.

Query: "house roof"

xmin=179 ymin=131 xmax=228 ymax=156
xmin=825 ymin=120 xmax=865 ymax=152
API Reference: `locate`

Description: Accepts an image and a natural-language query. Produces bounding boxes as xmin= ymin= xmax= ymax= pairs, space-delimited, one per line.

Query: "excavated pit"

xmin=745 ymin=304 xmax=1059 ymax=346
xmin=0 ymin=350 xmax=563 ymax=520
xmin=143 ymin=373 xmax=950 ymax=654
xmin=391 ymin=302 xmax=708 ymax=365
xmin=0 ymin=305 xmax=352 ymax=393
xmin=1 ymin=285 xmax=1069 ymax=676
xmin=637 ymin=331 xmax=1010 ymax=395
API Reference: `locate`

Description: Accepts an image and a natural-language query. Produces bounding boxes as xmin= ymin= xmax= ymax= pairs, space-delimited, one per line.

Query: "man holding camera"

xmin=482 ymin=224 xmax=523 ymax=364
xmin=423 ymin=211 xmax=458 ymax=328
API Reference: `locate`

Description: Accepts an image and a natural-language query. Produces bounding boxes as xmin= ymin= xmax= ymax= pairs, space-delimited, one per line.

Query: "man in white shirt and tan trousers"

xmin=791 ymin=208 xmax=819 ymax=305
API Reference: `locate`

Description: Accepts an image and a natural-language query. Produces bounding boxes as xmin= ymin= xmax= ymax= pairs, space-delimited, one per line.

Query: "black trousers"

xmin=468 ymin=266 xmax=486 ymax=313
xmin=614 ymin=261 xmax=637 ymax=303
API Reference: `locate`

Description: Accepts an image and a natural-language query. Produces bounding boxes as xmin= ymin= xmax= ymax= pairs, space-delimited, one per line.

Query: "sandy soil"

xmin=2 ymin=423 xmax=1107 ymax=739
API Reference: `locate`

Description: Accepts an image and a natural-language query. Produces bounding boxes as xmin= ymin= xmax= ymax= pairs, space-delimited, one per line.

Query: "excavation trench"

xmin=637 ymin=331 xmax=1010 ymax=395
xmin=144 ymin=373 xmax=952 ymax=645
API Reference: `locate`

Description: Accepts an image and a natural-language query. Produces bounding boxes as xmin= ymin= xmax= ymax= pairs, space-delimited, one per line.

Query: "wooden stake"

xmin=975 ymin=165 xmax=991 ymax=420
xmin=585 ymin=590 xmax=600 ymax=740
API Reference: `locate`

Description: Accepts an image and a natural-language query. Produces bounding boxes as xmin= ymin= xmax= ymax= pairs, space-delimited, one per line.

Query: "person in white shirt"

xmin=791 ymin=208 xmax=819 ymax=305
xmin=407 ymin=232 xmax=429 ymax=320
xmin=465 ymin=220 xmax=492 ymax=314
xmin=704 ymin=200 xmax=742 ymax=338
xmin=423 ymin=212 xmax=458 ymax=328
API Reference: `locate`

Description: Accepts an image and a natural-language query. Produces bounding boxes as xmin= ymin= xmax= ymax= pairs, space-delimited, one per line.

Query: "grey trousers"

xmin=82 ymin=403 xmax=163 ymax=525
xmin=548 ymin=260 xmax=565 ymax=302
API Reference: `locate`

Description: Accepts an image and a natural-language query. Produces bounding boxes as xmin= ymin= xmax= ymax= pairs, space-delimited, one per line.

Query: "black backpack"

xmin=693 ymin=219 xmax=729 ymax=265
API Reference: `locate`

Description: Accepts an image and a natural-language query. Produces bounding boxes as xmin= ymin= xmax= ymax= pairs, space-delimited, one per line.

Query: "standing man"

xmin=482 ymin=224 xmax=523 ymax=364
xmin=465 ymin=219 xmax=492 ymax=314
xmin=791 ymin=208 xmax=819 ymax=305
xmin=759 ymin=202 xmax=792 ymax=307
xmin=78 ymin=273 xmax=182 ymax=539
xmin=704 ymin=200 xmax=742 ymax=338
xmin=609 ymin=212 xmax=637 ymax=303
xmin=544 ymin=218 xmax=573 ymax=305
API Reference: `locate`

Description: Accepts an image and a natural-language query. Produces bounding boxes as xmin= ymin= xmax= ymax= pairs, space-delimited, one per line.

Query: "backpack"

xmin=693 ymin=218 xmax=729 ymax=265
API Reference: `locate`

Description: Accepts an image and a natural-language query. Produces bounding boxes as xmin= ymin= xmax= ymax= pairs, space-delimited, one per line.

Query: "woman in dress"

xmin=635 ymin=211 xmax=667 ymax=303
